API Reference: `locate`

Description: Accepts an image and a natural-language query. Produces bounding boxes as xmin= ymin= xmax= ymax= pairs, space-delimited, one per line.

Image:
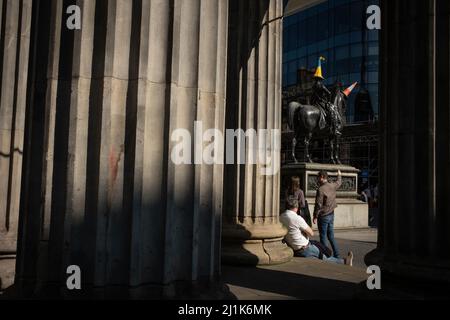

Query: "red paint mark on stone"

xmin=109 ymin=148 xmax=119 ymax=186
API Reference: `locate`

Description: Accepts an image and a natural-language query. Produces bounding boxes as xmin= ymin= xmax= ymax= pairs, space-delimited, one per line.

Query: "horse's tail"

xmin=288 ymin=101 xmax=303 ymax=131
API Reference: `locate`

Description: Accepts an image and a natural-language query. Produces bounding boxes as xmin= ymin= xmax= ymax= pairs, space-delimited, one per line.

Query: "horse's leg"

xmin=305 ymin=132 xmax=313 ymax=163
xmin=329 ymin=135 xmax=336 ymax=164
xmin=335 ymin=135 xmax=342 ymax=165
xmin=292 ymin=136 xmax=298 ymax=163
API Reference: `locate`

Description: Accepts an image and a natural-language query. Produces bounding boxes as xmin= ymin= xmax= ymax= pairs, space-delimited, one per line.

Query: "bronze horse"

xmin=288 ymin=88 xmax=351 ymax=164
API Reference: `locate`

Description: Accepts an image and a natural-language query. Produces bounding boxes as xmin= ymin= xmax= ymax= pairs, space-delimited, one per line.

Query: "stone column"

xmin=365 ymin=0 xmax=450 ymax=297
xmin=221 ymin=0 xmax=293 ymax=266
xmin=15 ymin=0 xmax=229 ymax=299
xmin=0 ymin=0 xmax=32 ymax=291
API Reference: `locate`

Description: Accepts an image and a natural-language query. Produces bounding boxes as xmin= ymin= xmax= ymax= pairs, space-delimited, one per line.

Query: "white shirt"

xmin=280 ymin=210 xmax=310 ymax=251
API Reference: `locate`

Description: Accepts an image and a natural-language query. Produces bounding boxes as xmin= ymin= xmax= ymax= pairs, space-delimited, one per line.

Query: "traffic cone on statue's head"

xmin=343 ymin=82 xmax=358 ymax=97
xmin=314 ymin=56 xmax=326 ymax=80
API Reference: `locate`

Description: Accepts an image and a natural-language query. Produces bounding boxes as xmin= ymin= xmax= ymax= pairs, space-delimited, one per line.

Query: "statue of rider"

xmin=310 ymin=57 xmax=341 ymax=135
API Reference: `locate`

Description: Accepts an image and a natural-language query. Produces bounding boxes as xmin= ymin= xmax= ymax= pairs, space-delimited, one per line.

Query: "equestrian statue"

xmin=288 ymin=57 xmax=358 ymax=164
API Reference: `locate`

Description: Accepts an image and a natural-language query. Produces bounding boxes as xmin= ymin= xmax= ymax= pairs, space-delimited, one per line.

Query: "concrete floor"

xmin=318 ymin=228 xmax=378 ymax=269
xmin=222 ymin=228 xmax=377 ymax=300
xmin=1 ymin=229 xmax=377 ymax=299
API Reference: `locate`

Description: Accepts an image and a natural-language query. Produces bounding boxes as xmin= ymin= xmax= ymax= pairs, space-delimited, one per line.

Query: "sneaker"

xmin=344 ymin=252 xmax=354 ymax=267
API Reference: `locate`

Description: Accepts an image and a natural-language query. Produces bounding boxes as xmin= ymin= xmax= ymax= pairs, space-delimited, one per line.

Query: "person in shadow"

xmin=285 ymin=176 xmax=312 ymax=226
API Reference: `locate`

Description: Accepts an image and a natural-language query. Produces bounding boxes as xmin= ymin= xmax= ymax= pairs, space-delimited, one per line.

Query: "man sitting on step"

xmin=280 ymin=196 xmax=354 ymax=266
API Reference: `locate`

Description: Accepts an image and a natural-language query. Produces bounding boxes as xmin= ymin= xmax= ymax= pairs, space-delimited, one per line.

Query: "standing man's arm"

xmin=313 ymin=189 xmax=324 ymax=224
xmin=335 ymin=170 xmax=343 ymax=189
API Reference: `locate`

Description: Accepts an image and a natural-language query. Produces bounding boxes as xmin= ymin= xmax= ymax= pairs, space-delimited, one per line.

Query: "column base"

xmin=222 ymin=222 xmax=293 ymax=266
xmin=356 ymin=249 xmax=450 ymax=299
xmin=0 ymin=255 xmax=15 ymax=294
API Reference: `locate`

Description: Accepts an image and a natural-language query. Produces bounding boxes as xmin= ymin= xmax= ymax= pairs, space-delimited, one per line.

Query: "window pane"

xmin=351 ymin=31 xmax=362 ymax=43
xmin=288 ymin=60 xmax=297 ymax=72
xmin=298 ymin=19 xmax=307 ymax=46
xmin=350 ymin=1 xmax=364 ymax=31
xmin=350 ymin=57 xmax=362 ymax=73
xmin=368 ymin=30 xmax=379 ymax=41
xmin=308 ymin=55 xmax=317 ymax=68
xmin=366 ymin=55 xmax=379 ymax=71
xmin=317 ymin=40 xmax=327 ymax=52
xmin=289 ymin=26 xmax=298 ymax=51
xmin=368 ymin=84 xmax=379 ymax=115
xmin=335 ymin=59 xmax=349 ymax=76
xmin=368 ymin=71 xmax=378 ymax=83
xmin=334 ymin=4 xmax=349 ymax=34
xmin=288 ymin=72 xmax=297 ymax=86
xmin=335 ymin=46 xmax=349 ymax=60
xmin=334 ymin=33 xmax=349 ymax=46
xmin=297 ymin=46 xmax=307 ymax=58
xmin=368 ymin=42 xmax=378 ymax=56
xmin=350 ymin=72 xmax=360 ymax=84
xmin=351 ymin=43 xmax=363 ymax=57
xmin=316 ymin=12 xmax=329 ymax=41
xmin=298 ymin=57 xmax=307 ymax=69
xmin=306 ymin=17 xmax=317 ymax=45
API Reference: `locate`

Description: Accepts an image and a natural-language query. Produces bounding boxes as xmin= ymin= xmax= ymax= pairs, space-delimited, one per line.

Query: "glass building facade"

xmin=283 ymin=0 xmax=380 ymax=123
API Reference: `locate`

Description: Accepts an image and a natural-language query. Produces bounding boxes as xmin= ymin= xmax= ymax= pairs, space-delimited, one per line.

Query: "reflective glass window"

xmin=368 ymin=71 xmax=378 ymax=83
xmin=351 ymin=43 xmax=363 ymax=57
xmin=298 ymin=19 xmax=308 ymax=46
xmin=350 ymin=1 xmax=364 ymax=31
xmin=335 ymin=46 xmax=349 ymax=60
xmin=334 ymin=5 xmax=350 ymax=34
xmin=366 ymin=56 xmax=379 ymax=71
xmin=316 ymin=12 xmax=329 ymax=41
xmin=368 ymin=42 xmax=378 ymax=56
xmin=350 ymin=72 xmax=360 ymax=84
xmin=288 ymin=71 xmax=296 ymax=86
xmin=350 ymin=57 xmax=363 ymax=73
xmin=368 ymin=30 xmax=379 ymax=41
xmin=335 ymin=33 xmax=349 ymax=46
xmin=306 ymin=17 xmax=317 ymax=45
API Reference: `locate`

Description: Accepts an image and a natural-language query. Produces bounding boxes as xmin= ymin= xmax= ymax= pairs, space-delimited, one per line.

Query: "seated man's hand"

xmin=313 ymin=217 xmax=317 ymax=225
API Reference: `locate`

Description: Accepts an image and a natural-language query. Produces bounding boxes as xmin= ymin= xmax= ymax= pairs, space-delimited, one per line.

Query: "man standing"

xmin=313 ymin=170 xmax=342 ymax=259
xmin=280 ymin=197 xmax=353 ymax=266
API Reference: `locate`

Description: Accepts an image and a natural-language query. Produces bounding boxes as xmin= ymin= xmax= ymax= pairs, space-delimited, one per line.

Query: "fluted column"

xmin=15 ymin=0 xmax=229 ymax=299
xmin=0 ymin=0 xmax=32 ymax=291
xmin=222 ymin=0 xmax=293 ymax=265
xmin=365 ymin=0 xmax=450 ymax=294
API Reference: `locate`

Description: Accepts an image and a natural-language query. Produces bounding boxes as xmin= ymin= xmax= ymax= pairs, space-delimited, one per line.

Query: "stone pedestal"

xmin=282 ymin=163 xmax=369 ymax=229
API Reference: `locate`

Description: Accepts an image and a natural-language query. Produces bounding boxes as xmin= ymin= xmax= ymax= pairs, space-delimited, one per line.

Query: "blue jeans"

xmin=295 ymin=243 xmax=344 ymax=264
xmin=318 ymin=213 xmax=341 ymax=258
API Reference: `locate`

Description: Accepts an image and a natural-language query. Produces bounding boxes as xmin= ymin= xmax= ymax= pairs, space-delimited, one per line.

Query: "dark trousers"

xmin=318 ymin=212 xmax=340 ymax=258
